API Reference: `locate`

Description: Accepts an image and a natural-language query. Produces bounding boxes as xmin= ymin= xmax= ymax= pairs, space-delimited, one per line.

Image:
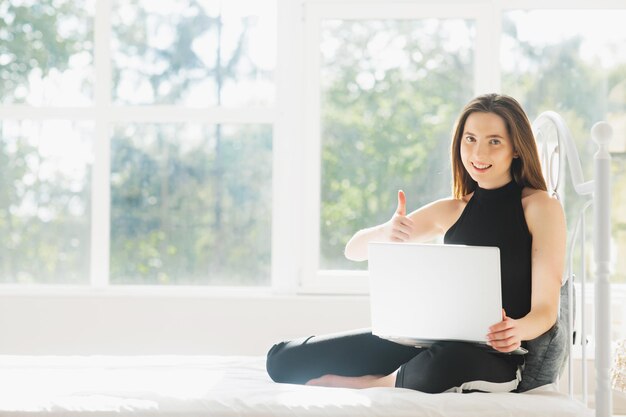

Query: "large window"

xmin=0 ymin=0 xmax=275 ymax=286
xmin=299 ymin=4 xmax=490 ymax=290
xmin=1 ymin=1 xmax=625 ymax=291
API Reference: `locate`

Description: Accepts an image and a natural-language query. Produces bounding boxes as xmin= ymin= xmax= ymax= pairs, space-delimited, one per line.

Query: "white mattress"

xmin=0 ymin=355 xmax=592 ymax=416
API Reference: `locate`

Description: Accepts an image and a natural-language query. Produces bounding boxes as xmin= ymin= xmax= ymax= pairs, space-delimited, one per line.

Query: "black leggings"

xmin=266 ymin=328 xmax=523 ymax=393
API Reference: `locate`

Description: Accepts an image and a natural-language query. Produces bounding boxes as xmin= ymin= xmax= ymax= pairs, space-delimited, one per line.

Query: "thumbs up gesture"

xmin=385 ymin=190 xmax=415 ymax=242
xmin=396 ymin=189 xmax=407 ymax=216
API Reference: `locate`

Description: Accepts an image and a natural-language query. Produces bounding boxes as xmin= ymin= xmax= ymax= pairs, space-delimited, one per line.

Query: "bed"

xmin=0 ymin=355 xmax=592 ymax=416
xmin=0 ymin=112 xmax=612 ymax=417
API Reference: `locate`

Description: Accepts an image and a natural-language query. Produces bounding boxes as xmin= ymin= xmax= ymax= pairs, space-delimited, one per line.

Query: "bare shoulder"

xmin=521 ymin=187 xmax=565 ymax=231
xmin=521 ymin=187 xmax=560 ymax=210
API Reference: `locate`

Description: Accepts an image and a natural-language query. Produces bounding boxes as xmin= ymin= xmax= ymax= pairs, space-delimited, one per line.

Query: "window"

xmin=1 ymin=0 xmax=625 ymax=293
xmin=110 ymin=123 xmax=272 ymax=285
xmin=319 ymin=18 xmax=475 ymax=271
xmin=0 ymin=0 xmax=275 ymax=286
xmin=111 ymin=0 xmax=275 ymax=107
xmin=0 ymin=120 xmax=93 ymax=284
xmin=299 ymin=3 xmax=488 ymax=291
xmin=0 ymin=0 xmax=95 ymax=106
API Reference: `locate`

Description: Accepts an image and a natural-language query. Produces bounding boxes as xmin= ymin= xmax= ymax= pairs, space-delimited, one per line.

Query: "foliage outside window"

xmin=1 ymin=2 xmax=625 ymax=288
xmin=0 ymin=0 xmax=274 ymax=286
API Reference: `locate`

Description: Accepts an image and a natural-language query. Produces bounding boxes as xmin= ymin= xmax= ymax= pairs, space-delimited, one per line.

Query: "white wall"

xmin=0 ymin=293 xmax=371 ymax=355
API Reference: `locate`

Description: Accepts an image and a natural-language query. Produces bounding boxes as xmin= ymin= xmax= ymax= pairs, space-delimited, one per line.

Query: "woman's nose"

xmin=474 ymin=141 xmax=489 ymax=159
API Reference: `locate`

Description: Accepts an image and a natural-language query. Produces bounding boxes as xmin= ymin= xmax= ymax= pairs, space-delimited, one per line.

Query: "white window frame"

xmin=0 ymin=0 xmax=277 ymax=295
xmin=296 ymin=0 xmax=497 ymax=294
xmin=294 ymin=0 xmax=626 ymax=294
xmin=0 ymin=0 xmax=625 ymax=297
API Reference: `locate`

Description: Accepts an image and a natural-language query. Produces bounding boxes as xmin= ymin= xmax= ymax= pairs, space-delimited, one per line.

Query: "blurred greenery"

xmin=0 ymin=123 xmax=91 ymax=283
xmin=0 ymin=6 xmax=624 ymax=285
xmin=111 ymin=0 xmax=271 ymax=106
xmin=0 ymin=0 xmax=93 ymax=103
xmin=319 ymin=19 xmax=475 ymax=269
xmin=110 ymin=124 xmax=272 ymax=285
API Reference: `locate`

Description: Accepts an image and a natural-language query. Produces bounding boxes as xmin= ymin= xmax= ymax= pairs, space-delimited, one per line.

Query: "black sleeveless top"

xmin=444 ymin=180 xmax=532 ymax=319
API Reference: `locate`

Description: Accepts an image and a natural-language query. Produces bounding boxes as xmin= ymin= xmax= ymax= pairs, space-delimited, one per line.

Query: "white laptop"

xmin=368 ymin=242 xmax=527 ymax=355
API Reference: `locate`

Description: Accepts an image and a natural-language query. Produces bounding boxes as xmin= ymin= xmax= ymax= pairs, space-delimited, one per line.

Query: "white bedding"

xmin=0 ymin=355 xmax=592 ymax=416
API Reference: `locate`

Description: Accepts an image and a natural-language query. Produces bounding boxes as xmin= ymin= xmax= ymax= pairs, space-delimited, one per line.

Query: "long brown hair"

xmin=450 ymin=93 xmax=547 ymax=199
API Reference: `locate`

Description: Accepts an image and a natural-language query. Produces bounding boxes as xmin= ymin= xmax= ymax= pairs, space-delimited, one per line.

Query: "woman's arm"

xmin=487 ymin=191 xmax=566 ymax=352
xmin=518 ymin=192 xmax=566 ymax=339
xmin=344 ymin=191 xmax=463 ymax=261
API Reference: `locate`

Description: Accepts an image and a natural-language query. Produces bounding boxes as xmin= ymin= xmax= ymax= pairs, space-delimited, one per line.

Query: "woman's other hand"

xmin=486 ymin=309 xmax=523 ymax=353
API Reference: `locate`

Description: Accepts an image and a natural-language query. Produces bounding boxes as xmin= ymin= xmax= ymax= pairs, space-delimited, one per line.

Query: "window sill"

xmin=0 ymin=280 xmax=625 ymax=299
xmin=0 ymin=284 xmax=370 ymax=299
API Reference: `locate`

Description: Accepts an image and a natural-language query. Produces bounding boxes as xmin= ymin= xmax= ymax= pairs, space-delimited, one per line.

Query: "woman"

xmin=266 ymin=93 xmax=566 ymax=393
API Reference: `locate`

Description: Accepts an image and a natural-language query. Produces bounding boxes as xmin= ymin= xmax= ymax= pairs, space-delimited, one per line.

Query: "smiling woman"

xmin=460 ymin=112 xmax=517 ymax=189
xmin=268 ymin=94 xmax=566 ymax=395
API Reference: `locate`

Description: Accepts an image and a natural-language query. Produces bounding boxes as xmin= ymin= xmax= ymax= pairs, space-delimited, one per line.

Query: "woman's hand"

xmin=486 ymin=309 xmax=523 ymax=353
xmin=384 ymin=190 xmax=415 ymax=242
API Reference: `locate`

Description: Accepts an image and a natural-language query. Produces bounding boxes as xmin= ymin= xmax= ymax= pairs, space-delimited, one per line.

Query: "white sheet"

xmin=0 ymin=355 xmax=592 ymax=416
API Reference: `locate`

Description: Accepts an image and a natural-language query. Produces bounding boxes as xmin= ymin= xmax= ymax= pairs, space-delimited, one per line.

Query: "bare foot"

xmin=305 ymin=372 xmax=396 ymax=388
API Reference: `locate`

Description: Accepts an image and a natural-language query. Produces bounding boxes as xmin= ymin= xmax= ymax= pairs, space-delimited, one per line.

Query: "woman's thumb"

xmin=396 ymin=190 xmax=406 ymax=216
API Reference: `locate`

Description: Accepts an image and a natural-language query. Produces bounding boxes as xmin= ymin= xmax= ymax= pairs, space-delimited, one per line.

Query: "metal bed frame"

xmin=532 ymin=112 xmax=613 ymax=417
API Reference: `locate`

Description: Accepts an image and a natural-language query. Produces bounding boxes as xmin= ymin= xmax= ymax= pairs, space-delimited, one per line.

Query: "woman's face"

xmin=460 ymin=111 xmax=516 ymax=189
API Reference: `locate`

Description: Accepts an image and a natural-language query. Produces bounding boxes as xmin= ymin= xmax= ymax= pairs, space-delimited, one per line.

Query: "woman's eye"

xmin=465 ymin=136 xmax=475 ymax=142
xmin=490 ymin=139 xmax=501 ymax=145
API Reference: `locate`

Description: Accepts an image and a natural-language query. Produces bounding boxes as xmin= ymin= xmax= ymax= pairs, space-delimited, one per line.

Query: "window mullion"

xmin=474 ymin=4 xmax=500 ymax=94
xmin=91 ymin=0 xmax=112 ymax=288
xmin=272 ymin=0 xmax=305 ymax=294
xmin=300 ymin=2 xmax=323 ymax=292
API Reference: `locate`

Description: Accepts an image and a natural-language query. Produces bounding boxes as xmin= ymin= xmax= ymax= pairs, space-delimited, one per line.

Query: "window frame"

xmin=0 ymin=0 xmax=625 ymax=296
xmin=0 ymin=0 xmax=277 ymax=291
xmin=295 ymin=0 xmax=626 ymax=294
xmin=297 ymin=1 xmax=497 ymax=293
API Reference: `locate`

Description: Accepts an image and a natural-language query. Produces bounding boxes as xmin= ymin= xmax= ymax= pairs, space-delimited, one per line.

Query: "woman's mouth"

xmin=471 ymin=162 xmax=492 ymax=172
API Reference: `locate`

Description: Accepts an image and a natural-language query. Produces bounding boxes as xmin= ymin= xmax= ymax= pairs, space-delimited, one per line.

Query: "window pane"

xmin=320 ymin=19 xmax=475 ymax=270
xmin=110 ymin=124 xmax=272 ymax=285
xmin=0 ymin=121 xmax=92 ymax=283
xmin=0 ymin=0 xmax=95 ymax=106
xmin=501 ymin=10 xmax=626 ymax=283
xmin=111 ymin=0 xmax=276 ymax=107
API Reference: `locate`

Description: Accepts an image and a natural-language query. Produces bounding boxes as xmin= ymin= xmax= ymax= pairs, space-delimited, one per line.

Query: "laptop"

xmin=368 ymin=242 xmax=527 ymax=355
